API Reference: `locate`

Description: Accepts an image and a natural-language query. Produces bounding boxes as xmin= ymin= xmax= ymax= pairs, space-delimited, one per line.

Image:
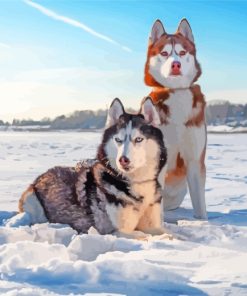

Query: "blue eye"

xmin=115 ymin=137 xmax=122 ymax=143
xmin=135 ymin=137 xmax=144 ymax=143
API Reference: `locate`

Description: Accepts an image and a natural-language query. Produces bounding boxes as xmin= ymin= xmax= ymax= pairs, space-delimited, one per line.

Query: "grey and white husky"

xmin=19 ymin=98 xmax=170 ymax=240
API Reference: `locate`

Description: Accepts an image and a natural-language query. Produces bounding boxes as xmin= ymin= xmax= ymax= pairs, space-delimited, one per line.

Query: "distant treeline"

xmin=0 ymin=108 xmax=136 ymax=130
xmin=0 ymin=110 xmax=107 ymax=130
xmin=0 ymin=102 xmax=246 ymax=129
xmin=206 ymin=101 xmax=247 ymax=126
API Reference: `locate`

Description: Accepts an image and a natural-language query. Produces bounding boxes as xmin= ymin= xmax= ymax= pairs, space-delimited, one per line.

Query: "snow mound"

xmin=0 ymin=224 xmax=206 ymax=296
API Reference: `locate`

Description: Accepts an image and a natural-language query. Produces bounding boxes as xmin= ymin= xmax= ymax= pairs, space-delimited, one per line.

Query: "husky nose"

xmin=119 ymin=156 xmax=130 ymax=168
xmin=171 ymin=61 xmax=181 ymax=75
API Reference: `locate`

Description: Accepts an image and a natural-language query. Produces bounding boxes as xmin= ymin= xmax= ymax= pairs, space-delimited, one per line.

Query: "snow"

xmin=0 ymin=131 xmax=247 ymax=295
xmin=207 ymin=125 xmax=247 ymax=133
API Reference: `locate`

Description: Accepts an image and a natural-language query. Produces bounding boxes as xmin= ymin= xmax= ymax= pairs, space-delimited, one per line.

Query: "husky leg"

xmin=106 ymin=204 xmax=150 ymax=240
xmin=136 ymin=202 xmax=173 ymax=239
xmin=137 ymin=202 xmax=163 ymax=234
xmin=19 ymin=186 xmax=48 ymax=224
xmin=137 ymin=203 xmax=173 ymax=240
xmin=186 ymin=160 xmax=207 ymax=219
xmin=162 ymin=178 xmax=187 ymax=210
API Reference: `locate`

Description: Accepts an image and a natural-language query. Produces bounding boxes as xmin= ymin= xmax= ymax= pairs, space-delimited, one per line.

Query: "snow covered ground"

xmin=207 ymin=125 xmax=247 ymax=133
xmin=0 ymin=131 xmax=246 ymax=296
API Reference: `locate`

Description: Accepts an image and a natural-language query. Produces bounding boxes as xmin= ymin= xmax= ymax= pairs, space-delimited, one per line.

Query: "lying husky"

xmin=19 ymin=98 xmax=170 ymax=239
xmin=144 ymin=19 xmax=207 ymax=219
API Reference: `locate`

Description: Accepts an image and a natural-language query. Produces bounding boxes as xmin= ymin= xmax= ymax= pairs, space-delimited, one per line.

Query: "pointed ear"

xmin=140 ymin=97 xmax=160 ymax=126
xmin=150 ymin=19 xmax=166 ymax=44
xmin=105 ymin=98 xmax=125 ymax=128
xmin=177 ymin=18 xmax=194 ymax=43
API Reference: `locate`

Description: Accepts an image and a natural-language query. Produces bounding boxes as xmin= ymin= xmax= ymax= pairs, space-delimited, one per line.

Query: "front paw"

xmin=114 ymin=230 xmax=151 ymax=241
xmin=144 ymin=227 xmax=174 ymax=240
xmin=153 ymin=233 xmax=174 ymax=241
xmin=142 ymin=227 xmax=169 ymax=236
xmin=132 ymin=230 xmax=152 ymax=241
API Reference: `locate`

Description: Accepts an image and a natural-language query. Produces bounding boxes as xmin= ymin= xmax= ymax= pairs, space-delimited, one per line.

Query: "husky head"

xmin=98 ymin=98 xmax=166 ymax=180
xmin=144 ymin=19 xmax=201 ymax=89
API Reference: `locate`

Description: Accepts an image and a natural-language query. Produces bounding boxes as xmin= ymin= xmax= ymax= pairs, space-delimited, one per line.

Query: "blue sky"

xmin=0 ymin=0 xmax=246 ymax=121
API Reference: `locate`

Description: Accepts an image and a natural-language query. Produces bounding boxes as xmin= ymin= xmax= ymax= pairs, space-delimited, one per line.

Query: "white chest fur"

xmin=166 ymin=89 xmax=193 ymax=124
xmin=161 ymin=89 xmax=193 ymax=149
xmin=160 ymin=89 xmax=205 ymax=168
xmin=105 ymin=180 xmax=160 ymax=233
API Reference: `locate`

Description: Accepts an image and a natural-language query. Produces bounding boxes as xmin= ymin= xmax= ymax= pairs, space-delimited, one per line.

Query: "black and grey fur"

xmin=19 ymin=98 xmax=169 ymax=239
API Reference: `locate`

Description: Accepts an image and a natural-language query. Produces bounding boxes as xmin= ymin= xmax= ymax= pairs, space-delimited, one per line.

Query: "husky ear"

xmin=105 ymin=98 xmax=125 ymax=128
xmin=141 ymin=97 xmax=160 ymax=126
xmin=177 ymin=18 xmax=194 ymax=43
xmin=150 ymin=19 xmax=166 ymax=44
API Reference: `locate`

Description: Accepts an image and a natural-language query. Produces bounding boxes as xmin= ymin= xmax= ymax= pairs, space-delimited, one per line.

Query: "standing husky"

xmin=19 ymin=98 xmax=170 ymax=239
xmin=144 ymin=19 xmax=207 ymax=219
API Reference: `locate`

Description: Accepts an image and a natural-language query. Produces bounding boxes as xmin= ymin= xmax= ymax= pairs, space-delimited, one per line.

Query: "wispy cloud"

xmin=0 ymin=42 xmax=11 ymax=49
xmin=23 ymin=0 xmax=132 ymax=52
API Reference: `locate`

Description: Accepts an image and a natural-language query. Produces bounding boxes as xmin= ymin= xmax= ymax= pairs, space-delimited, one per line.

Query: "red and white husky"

xmin=144 ymin=18 xmax=207 ymax=219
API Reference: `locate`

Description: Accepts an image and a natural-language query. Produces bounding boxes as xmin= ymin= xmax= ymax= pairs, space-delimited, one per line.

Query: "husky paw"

xmin=131 ymin=231 xmax=151 ymax=241
xmin=151 ymin=233 xmax=174 ymax=241
xmin=129 ymin=231 xmax=151 ymax=240
xmin=136 ymin=236 xmax=150 ymax=242
xmin=114 ymin=230 xmax=151 ymax=241
xmin=141 ymin=227 xmax=172 ymax=236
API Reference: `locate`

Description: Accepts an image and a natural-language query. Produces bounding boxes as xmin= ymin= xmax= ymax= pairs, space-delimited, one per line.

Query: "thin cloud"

xmin=0 ymin=42 xmax=11 ymax=48
xmin=23 ymin=0 xmax=132 ymax=52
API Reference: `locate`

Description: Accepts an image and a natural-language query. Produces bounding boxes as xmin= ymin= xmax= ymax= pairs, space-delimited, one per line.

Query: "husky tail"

xmin=19 ymin=185 xmax=48 ymax=225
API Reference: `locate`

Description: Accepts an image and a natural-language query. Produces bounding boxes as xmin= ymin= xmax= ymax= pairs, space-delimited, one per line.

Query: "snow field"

xmin=0 ymin=132 xmax=246 ymax=295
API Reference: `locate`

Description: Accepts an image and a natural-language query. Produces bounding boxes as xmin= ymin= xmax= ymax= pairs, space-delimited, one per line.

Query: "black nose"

xmin=119 ymin=156 xmax=130 ymax=167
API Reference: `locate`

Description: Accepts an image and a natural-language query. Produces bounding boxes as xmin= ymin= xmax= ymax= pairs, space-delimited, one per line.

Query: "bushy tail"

xmin=18 ymin=185 xmax=48 ymax=224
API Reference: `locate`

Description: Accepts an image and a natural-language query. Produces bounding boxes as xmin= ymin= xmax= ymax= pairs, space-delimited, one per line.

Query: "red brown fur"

xmin=200 ymin=142 xmax=207 ymax=174
xmin=165 ymin=153 xmax=187 ymax=186
xmin=185 ymin=85 xmax=206 ymax=127
xmin=148 ymin=87 xmax=171 ymax=124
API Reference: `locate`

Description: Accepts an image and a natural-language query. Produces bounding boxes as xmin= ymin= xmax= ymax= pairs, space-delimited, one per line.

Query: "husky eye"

xmin=179 ymin=50 xmax=186 ymax=56
xmin=135 ymin=137 xmax=144 ymax=143
xmin=115 ymin=137 xmax=123 ymax=144
xmin=160 ymin=51 xmax=168 ymax=57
